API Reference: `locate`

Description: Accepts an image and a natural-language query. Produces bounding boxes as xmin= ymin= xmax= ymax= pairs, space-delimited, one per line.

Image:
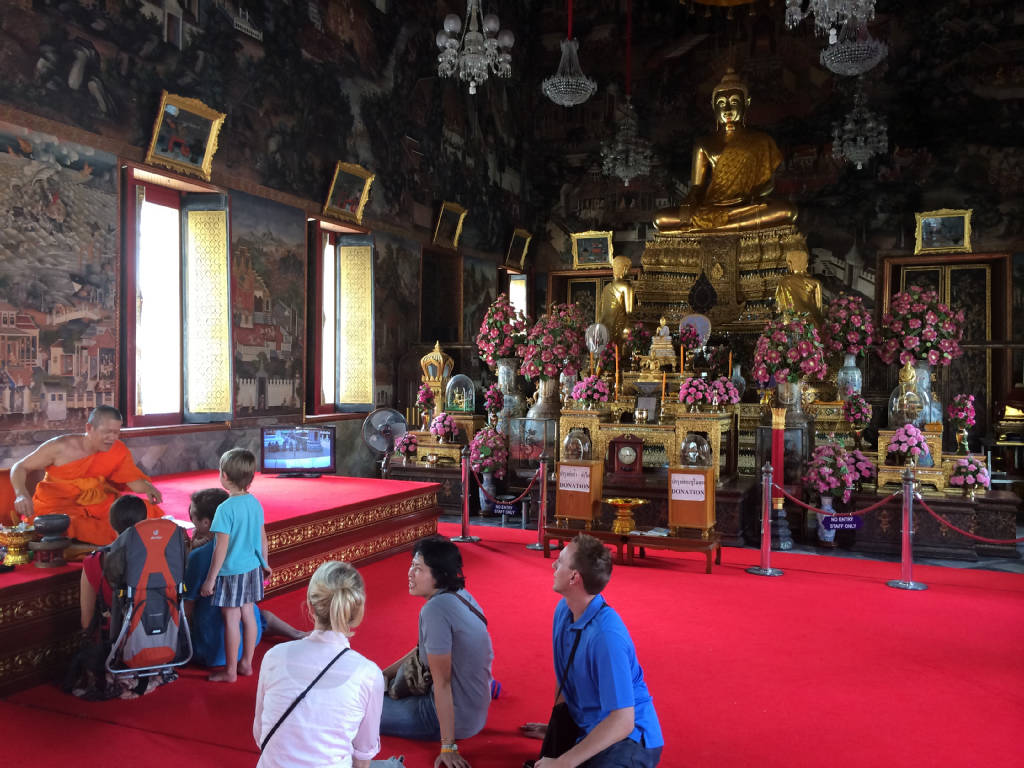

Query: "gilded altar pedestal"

xmin=635 ymin=225 xmax=807 ymax=332
xmin=876 ymin=427 xmax=946 ymax=490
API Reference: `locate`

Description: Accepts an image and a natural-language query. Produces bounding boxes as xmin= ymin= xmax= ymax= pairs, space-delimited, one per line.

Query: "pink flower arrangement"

xmin=483 ymin=384 xmax=504 ymax=416
xmin=877 ymin=285 xmax=965 ymax=367
xmin=948 ymin=455 xmax=990 ymax=489
xmin=947 ymin=393 xmax=976 ymax=429
xmin=710 ymin=376 xmax=740 ymax=405
xmin=599 ymin=321 xmax=653 ymax=371
xmin=846 ymin=448 xmax=877 ymax=483
xmin=571 ymin=375 xmax=611 ymax=404
xmin=886 ymin=424 xmax=930 ymax=462
xmin=842 ymin=393 xmax=872 ymax=426
xmin=519 ymin=303 xmax=585 ymax=381
xmin=416 ymin=383 xmax=435 ymax=415
xmin=429 ymin=412 xmax=459 ymax=441
xmin=678 ymin=323 xmax=702 ymax=352
xmin=469 ymin=426 xmax=508 ymax=479
xmin=476 ymin=293 xmax=529 ymax=369
xmin=821 ymin=293 xmax=875 ymax=356
xmin=678 ymin=377 xmax=714 ymax=406
xmin=394 ymin=432 xmax=418 ymax=457
xmin=803 ymin=442 xmax=857 ymax=504
xmin=752 ymin=312 xmax=828 ymax=385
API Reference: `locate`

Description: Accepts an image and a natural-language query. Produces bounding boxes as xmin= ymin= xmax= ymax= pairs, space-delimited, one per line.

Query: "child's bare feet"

xmin=237 ymin=660 xmax=254 ymax=676
xmin=208 ymin=669 xmax=237 ymax=683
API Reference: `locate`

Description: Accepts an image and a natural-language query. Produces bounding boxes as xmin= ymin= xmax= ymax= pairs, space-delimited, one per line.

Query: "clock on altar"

xmin=607 ymin=434 xmax=644 ymax=476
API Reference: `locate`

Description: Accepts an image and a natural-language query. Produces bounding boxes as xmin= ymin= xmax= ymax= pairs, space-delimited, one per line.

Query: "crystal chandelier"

xmin=542 ymin=0 xmax=597 ymax=107
xmin=602 ymin=99 xmax=653 ymax=187
xmin=436 ymin=0 xmax=514 ymax=95
xmin=832 ymin=92 xmax=888 ymax=170
xmin=785 ymin=0 xmax=876 ymax=38
xmin=820 ymin=21 xmax=887 ymax=76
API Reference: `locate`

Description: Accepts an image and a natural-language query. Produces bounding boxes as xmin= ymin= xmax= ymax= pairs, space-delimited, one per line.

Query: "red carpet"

xmin=3 ymin=523 xmax=1022 ymax=767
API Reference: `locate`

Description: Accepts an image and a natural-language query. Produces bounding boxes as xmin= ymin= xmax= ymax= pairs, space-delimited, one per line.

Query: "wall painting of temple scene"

xmin=230 ymin=191 xmax=306 ymax=417
xmin=0 ymin=121 xmax=119 ymax=430
xmin=462 ymin=257 xmax=498 ymax=380
xmin=373 ymin=232 xmax=422 ymax=406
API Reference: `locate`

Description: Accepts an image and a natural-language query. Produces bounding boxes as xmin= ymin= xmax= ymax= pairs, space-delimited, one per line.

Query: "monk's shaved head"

xmin=88 ymin=405 xmax=123 ymax=425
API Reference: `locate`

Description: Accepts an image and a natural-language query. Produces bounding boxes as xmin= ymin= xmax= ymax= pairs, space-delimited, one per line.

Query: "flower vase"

xmin=836 ymin=353 xmax=863 ymax=399
xmin=851 ymin=424 xmax=865 ymax=451
xmin=437 ymin=434 xmax=446 ymax=445
xmin=816 ymin=495 xmax=837 ymax=547
xmin=421 ymin=412 xmax=430 ymax=431
xmin=495 ymin=357 xmax=526 ymax=436
xmin=775 ymin=379 xmax=809 ymax=429
xmin=401 ymin=454 xmax=410 ymax=466
xmin=955 ymin=426 xmax=969 ymax=455
xmin=478 ymin=470 xmax=496 ymax=514
xmin=730 ymin=363 xmax=746 ymax=400
xmin=963 ymin=485 xmax=977 ymax=502
xmin=527 ymin=377 xmax=562 ymax=420
xmin=559 ymin=371 xmax=578 ymax=407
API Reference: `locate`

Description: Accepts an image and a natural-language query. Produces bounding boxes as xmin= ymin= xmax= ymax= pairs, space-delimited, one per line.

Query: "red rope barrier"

xmin=772 ymin=483 xmax=902 ymax=517
xmin=470 ymin=467 xmax=540 ymax=505
xmin=913 ymin=494 xmax=1024 ymax=545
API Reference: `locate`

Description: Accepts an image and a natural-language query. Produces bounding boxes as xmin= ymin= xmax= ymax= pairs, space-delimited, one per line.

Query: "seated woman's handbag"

xmin=388 ymin=592 xmax=487 ymax=699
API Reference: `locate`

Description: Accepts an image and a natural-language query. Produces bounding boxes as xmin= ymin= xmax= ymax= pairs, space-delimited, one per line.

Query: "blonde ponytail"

xmin=306 ymin=561 xmax=366 ymax=636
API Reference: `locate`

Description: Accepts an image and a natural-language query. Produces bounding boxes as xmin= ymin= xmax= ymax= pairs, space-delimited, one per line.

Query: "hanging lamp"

xmin=542 ymin=0 xmax=597 ymax=107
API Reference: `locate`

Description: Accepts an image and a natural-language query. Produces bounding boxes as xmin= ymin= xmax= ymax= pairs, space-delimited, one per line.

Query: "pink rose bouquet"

xmin=429 ymin=412 xmax=459 ymax=441
xmin=948 ymin=455 xmax=990 ymax=489
xmin=846 ymin=448 xmax=877 ymax=483
xmin=804 ymin=441 xmax=858 ymax=504
xmin=622 ymin=322 xmax=653 ymax=359
xmin=394 ymin=432 xmax=418 ymax=457
xmin=483 ymin=384 xmax=504 ymax=417
xmin=822 ymin=293 xmax=875 ymax=356
xmin=678 ymin=323 xmax=702 ymax=352
xmin=416 ymin=383 xmax=435 ymax=416
xmin=469 ymin=426 xmax=508 ymax=479
xmin=571 ymin=375 xmax=611 ymax=405
xmin=886 ymin=424 xmax=930 ymax=463
xmin=710 ymin=376 xmax=741 ymax=405
xmin=476 ymin=293 xmax=529 ymax=369
xmin=519 ymin=303 xmax=585 ymax=381
xmin=678 ymin=376 xmax=714 ymax=406
xmin=947 ymin=393 xmax=976 ymax=429
xmin=752 ymin=311 xmax=828 ymax=385
xmin=842 ymin=393 xmax=872 ymax=426
xmin=877 ymin=285 xmax=965 ymax=367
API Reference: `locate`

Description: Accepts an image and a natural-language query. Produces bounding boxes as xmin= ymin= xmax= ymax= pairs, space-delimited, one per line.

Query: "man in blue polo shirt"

xmin=536 ymin=533 xmax=663 ymax=767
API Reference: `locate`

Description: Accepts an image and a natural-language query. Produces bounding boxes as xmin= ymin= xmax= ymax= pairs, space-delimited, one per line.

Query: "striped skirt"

xmin=212 ymin=566 xmax=265 ymax=607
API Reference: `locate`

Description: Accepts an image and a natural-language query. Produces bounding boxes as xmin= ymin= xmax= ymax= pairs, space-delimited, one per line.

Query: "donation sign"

xmin=558 ymin=464 xmax=591 ymax=493
xmin=671 ymin=473 xmax=705 ymax=502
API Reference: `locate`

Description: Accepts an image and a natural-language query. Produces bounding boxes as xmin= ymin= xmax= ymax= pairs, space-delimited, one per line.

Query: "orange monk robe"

xmin=29 ymin=440 xmax=164 ymax=545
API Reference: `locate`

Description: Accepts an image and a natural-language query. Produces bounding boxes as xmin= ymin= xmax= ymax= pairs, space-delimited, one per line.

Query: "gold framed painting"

xmin=571 ymin=230 xmax=613 ymax=270
xmin=914 ymin=209 xmax=972 ymax=255
xmin=567 ymin=278 xmax=600 ymax=323
xmin=434 ymin=201 xmax=467 ymax=250
xmin=505 ymin=227 xmax=532 ymax=271
xmin=144 ymin=91 xmax=226 ymax=181
xmin=323 ymin=161 xmax=375 ymax=224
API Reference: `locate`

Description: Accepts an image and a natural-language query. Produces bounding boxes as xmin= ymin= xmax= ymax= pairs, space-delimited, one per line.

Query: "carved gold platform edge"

xmin=0 ymin=633 xmax=79 ymax=692
xmin=266 ymin=519 xmax=437 ymax=595
xmin=0 ymin=578 xmax=79 ymax=630
xmin=266 ymin=492 xmax=438 ymax=552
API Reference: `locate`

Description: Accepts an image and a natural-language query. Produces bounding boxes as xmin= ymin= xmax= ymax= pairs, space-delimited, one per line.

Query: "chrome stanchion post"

xmin=748 ymin=462 xmax=783 ymax=577
xmin=526 ymin=451 xmax=549 ymax=551
xmin=887 ymin=465 xmax=926 ymax=590
xmin=451 ymin=445 xmax=480 ymax=543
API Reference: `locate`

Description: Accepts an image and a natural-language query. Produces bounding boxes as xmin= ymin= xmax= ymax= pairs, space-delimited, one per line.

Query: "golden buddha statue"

xmin=774 ymin=248 xmax=823 ymax=328
xmin=648 ymin=316 xmax=677 ymax=369
xmin=598 ymin=255 xmax=636 ymax=346
xmin=654 ymin=69 xmax=798 ymax=234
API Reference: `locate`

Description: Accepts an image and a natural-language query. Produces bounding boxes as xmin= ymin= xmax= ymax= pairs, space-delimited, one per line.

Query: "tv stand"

xmin=275 ymin=472 xmax=323 ymax=479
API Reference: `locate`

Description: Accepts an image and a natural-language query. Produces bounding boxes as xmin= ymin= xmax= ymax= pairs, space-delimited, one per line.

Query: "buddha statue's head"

xmin=612 ymin=255 xmax=632 ymax=279
xmin=711 ymin=68 xmax=750 ymax=129
xmin=784 ymin=248 xmax=809 ymax=274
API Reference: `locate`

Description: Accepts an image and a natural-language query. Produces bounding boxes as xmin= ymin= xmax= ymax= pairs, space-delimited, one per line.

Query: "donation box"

xmin=667 ymin=466 xmax=716 ymax=536
xmin=555 ymin=460 xmax=604 ymax=527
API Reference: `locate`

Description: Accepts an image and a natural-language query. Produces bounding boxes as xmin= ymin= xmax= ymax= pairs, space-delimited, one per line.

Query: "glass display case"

xmin=562 ymin=427 xmax=593 ymax=460
xmin=509 ymin=417 xmax=559 ymax=481
xmin=445 ymin=374 xmax=475 ymax=413
xmin=680 ymin=432 xmax=712 ymax=467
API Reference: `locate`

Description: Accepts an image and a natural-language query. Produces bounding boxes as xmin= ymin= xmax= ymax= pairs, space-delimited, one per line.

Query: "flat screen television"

xmin=260 ymin=426 xmax=336 ymax=477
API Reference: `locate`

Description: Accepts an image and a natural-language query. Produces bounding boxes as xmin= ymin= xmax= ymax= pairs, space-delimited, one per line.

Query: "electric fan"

xmin=360 ymin=407 xmax=408 ymax=477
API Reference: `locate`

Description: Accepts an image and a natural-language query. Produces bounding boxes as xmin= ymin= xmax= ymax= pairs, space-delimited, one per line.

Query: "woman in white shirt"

xmin=254 ymin=561 xmax=385 ymax=768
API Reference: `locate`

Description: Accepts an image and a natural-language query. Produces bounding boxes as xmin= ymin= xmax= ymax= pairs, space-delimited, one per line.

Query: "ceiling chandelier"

xmin=601 ymin=0 xmax=652 ymax=186
xmin=542 ymin=0 xmax=597 ymax=107
xmin=820 ymin=20 xmax=887 ymax=76
xmin=832 ymin=91 xmax=887 ymax=170
xmin=785 ymin=0 xmax=877 ymax=38
xmin=436 ymin=0 xmax=514 ymax=95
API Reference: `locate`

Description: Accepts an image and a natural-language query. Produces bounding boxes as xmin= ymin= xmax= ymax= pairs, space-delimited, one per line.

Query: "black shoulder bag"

xmin=260 ymin=647 xmax=350 ymax=752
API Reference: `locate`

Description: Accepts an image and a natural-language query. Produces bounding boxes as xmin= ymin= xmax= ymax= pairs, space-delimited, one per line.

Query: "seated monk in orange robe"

xmin=11 ymin=405 xmax=164 ymax=546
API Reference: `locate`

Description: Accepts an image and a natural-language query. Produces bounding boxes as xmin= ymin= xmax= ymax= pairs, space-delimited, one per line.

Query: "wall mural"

xmin=230 ymin=190 xmax=306 ymax=417
xmin=0 ymin=119 xmax=118 ymax=429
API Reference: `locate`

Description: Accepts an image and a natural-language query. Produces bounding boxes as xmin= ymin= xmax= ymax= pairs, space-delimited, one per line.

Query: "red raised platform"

xmin=0 ymin=471 xmax=441 ymax=695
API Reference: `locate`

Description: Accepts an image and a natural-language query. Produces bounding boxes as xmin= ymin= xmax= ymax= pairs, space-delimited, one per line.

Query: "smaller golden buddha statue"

xmin=774 ymin=249 xmax=823 ymax=329
xmin=647 ymin=316 xmax=678 ymax=370
xmin=598 ymin=255 xmax=637 ymax=347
